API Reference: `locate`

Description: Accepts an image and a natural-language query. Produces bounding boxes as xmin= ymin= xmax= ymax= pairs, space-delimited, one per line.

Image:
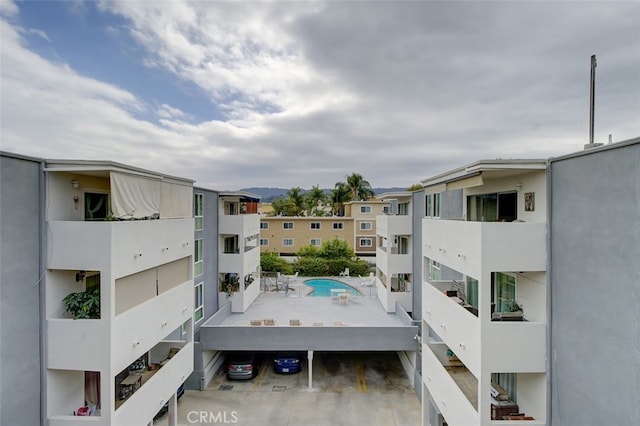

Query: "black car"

xmin=154 ymin=384 xmax=185 ymax=419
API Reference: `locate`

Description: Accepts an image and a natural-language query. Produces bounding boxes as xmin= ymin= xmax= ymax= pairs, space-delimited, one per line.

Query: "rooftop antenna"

xmin=585 ymin=54 xmax=603 ymax=150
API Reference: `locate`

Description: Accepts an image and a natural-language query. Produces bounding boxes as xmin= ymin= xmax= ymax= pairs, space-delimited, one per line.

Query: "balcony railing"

xmin=423 ymin=346 xmax=479 ymax=426
xmin=423 ymin=282 xmax=480 ymax=375
xmin=423 ymin=220 xmax=546 ymax=277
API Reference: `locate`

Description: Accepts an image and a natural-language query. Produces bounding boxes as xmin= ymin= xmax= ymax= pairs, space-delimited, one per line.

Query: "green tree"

xmin=305 ymin=185 xmax=328 ymax=216
xmin=318 ymin=238 xmax=355 ymax=259
xmin=270 ymin=196 xmax=292 ymax=216
xmin=345 ymin=173 xmax=375 ymax=201
xmin=330 ymin=182 xmax=351 ymax=216
xmin=407 ymin=183 xmax=423 ymax=191
xmin=296 ymin=244 xmax=320 ymax=258
xmin=286 ymin=187 xmax=305 ymax=216
xmin=260 ymin=251 xmax=293 ymax=274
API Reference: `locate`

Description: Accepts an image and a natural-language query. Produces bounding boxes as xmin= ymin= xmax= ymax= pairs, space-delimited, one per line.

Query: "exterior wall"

xmin=549 ymin=139 xmax=640 ymax=426
xmin=348 ymin=200 xmax=388 ymax=256
xmin=194 ymin=188 xmax=219 ymax=333
xmin=260 ymin=217 xmax=355 ymax=255
xmin=0 ymin=153 xmax=44 ymax=426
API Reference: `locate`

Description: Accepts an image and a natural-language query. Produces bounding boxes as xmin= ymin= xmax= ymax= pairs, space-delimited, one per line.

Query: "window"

xmin=283 ymin=222 xmax=294 ymax=230
xmin=194 ymin=282 xmax=204 ymax=322
xmin=333 ymin=222 xmax=344 ymax=230
xmin=360 ymin=205 xmax=372 ymax=214
xmin=310 ymin=222 xmax=321 ymax=230
xmin=194 ymin=239 xmax=203 ymax=276
xmin=492 ymin=373 xmax=517 ymax=402
xmin=429 ymin=259 xmax=441 ymax=281
xmin=493 ymin=272 xmax=516 ymax=312
xmin=310 ymin=238 xmax=321 ymax=246
xmin=260 ymin=238 xmax=269 ymax=246
xmin=85 ymin=192 xmax=109 ymax=220
xmin=360 ymin=221 xmax=372 ymax=230
xmin=466 ymin=276 xmax=479 ymax=310
xmin=426 ymin=193 xmax=441 ymax=218
xmin=283 ymin=238 xmax=294 ymax=246
xmin=398 ymin=202 xmax=409 ymax=215
xmin=260 ymin=222 xmax=269 ymax=229
xmin=468 ymin=192 xmax=517 ymax=222
xmin=359 ymin=238 xmax=373 ymax=247
xmin=194 ymin=193 xmax=203 ymax=230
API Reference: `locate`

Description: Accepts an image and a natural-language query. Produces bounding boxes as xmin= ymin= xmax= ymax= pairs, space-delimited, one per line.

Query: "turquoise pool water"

xmin=305 ymin=279 xmax=359 ymax=297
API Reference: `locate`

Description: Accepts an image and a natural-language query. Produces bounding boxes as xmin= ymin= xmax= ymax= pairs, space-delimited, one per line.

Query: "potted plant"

xmin=63 ymin=287 xmax=100 ymax=319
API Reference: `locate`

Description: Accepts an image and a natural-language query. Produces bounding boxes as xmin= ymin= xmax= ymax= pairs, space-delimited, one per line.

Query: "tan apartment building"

xmin=260 ymin=200 xmax=388 ymax=257
xmin=345 ymin=200 xmax=388 ymax=256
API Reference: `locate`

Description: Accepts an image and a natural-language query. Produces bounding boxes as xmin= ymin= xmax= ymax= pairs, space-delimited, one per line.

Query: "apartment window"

xmin=429 ymin=259 xmax=441 ymax=281
xmin=466 ymin=276 xmax=479 ymax=310
xmin=359 ymin=238 xmax=373 ymax=247
xmin=85 ymin=192 xmax=109 ymax=220
xmin=311 ymin=238 xmax=321 ymax=246
xmin=383 ymin=206 xmax=390 ymax=214
xmin=283 ymin=222 xmax=294 ymax=230
xmin=426 ymin=193 xmax=441 ymax=218
xmin=360 ymin=221 xmax=372 ymax=231
xmin=333 ymin=222 xmax=344 ymax=230
xmin=360 ymin=205 xmax=372 ymax=214
xmin=194 ymin=193 xmax=203 ymax=230
xmin=260 ymin=222 xmax=269 ymax=229
xmin=468 ymin=192 xmax=517 ymax=222
xmin=194 ymin=282 xmax=204 ymax=323
xmin=194 ymin=239 xmax=203 ymax=276
xmin=398 ymin=202 xmax=409 ymax=215
xmin=310 ymin=222 xmax=321 ymax=230
xmin=260 ymin=238 xmax=269 ymax=246
xmin=493 ymin=272 xmax=516 ymax=312
xmin=283 ymin=238 xmax=294 ymax=247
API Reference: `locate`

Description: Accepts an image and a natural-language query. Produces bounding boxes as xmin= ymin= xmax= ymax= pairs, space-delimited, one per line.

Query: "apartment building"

xmin=420 ymin=160 xmax=548 ymax=426
xmin=0 ymin=152 xmax=196 ymax=426
xmin=259 ymin=216 xmax=355 ymax=255
xmin=375 ymin=191 xmax=415 ymax=313
xmin=217 ymin=192 xmax=261 ymax=313
xmin=261 ymin=200 xmax=387 ymax=257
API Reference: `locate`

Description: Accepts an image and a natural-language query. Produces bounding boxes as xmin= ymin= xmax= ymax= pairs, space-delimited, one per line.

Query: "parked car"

xmin=273 ymin=352 xmax=302 ymax=374
xmin=226 ymin=352 xmax=259 ymax=380
xmin=154 ymin=384 xmax=185 ymax=419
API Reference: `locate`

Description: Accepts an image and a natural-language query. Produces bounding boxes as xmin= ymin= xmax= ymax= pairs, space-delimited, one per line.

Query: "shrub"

xmin=318 ymin=238 xmax=355 ymax=259
xmin=296 ymin=244 xmax=320 ymax=258
xmin=260 ymin=251 xmax=293 ymax=274
xmin=294 ymin=257 xmax=329 ymax=276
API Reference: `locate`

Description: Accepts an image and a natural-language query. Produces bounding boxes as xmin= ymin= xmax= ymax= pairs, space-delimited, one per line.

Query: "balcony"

xmin=423 ymin=220 xmax=546 ymax=277
xmin=484 ymin=322 xmax=546 ymax=372
xmin=376 ymin=214 xmax=412 ymax=238
xmin=219 ymin=214 xmax=259 ymax=237
xmin=112 ymin=281 xmax=193 ymax=374
xmin=47 ymin=218 xmax=193 ymax=278
xmin=423 ymin=345 xmax=479 ymax=426
xmin=48 ymin=319 xmax=109 ymax=370
xmin=112 ymin=341 xmax=193 ymax=426
xmin=423 ymin=282 xmax=480 ymax=375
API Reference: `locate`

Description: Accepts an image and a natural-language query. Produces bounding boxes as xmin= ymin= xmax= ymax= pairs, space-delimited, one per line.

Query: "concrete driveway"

xmin=154 ymin=351 xmax=421 ymax=426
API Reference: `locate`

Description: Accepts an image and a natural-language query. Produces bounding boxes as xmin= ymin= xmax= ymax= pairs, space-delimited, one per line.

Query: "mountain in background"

xmin=240 ymin=187 xmax=407 ymax=202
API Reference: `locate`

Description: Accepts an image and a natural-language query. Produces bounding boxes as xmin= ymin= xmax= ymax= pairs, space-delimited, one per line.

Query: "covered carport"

xmin=199 ymin=293 xmax=419 ymax=389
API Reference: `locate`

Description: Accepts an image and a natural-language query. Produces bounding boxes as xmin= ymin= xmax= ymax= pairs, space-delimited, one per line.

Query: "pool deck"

xmin=214 ymin=277 xmax=402 ymax=328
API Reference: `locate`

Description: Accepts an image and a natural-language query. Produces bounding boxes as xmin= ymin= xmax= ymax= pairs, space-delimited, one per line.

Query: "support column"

xmin=307 ymin=350 xmax=314 ymax=390
xmin=167 ymin=392 xmax=178 ymax=426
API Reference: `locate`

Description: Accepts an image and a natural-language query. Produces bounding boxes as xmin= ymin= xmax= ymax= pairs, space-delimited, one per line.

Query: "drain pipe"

xmin=307 ymin=350 xmax=314 ymax=390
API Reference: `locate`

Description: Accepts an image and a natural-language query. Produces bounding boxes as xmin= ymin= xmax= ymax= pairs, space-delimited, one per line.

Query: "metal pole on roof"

xmin=589 ymin=54 xmax=597 ymax=145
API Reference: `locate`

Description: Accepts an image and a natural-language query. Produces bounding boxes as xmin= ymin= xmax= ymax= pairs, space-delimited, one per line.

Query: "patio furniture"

xmin=338 ymin=293 xmax=350 ymax=305
xmin=330 ymin=288 xmax=346 ymax=301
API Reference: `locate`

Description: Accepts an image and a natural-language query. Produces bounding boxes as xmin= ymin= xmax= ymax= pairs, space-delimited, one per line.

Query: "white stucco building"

xmin=420 ymin=160 xmax=548 ymax=426
xmin=44 ymin=161 xmax=195 ymax=426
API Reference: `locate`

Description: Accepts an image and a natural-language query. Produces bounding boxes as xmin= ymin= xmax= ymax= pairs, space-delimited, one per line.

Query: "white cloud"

xmin=1 ymin=1 xmax=639 ymax=191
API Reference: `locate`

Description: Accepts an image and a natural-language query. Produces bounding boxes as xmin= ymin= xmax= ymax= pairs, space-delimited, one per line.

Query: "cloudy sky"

xmin=1 ymin=0 xmax=638 ymax=190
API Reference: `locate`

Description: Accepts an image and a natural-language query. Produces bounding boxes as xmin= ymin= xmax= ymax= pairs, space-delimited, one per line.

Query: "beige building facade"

xmin=260 ymin=200 xmax=388 ymax=257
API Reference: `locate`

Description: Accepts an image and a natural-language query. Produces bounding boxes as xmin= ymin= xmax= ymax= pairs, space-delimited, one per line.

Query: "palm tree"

xmin=330 ymin=182 xmax=351 ymax=216
xmin=345 ymin=173 xmax=374 ymax=201
xmin=305 ymin=185 xmax=328 ymax=216
xmin=287 ymin=187 xmax=305 ymax=216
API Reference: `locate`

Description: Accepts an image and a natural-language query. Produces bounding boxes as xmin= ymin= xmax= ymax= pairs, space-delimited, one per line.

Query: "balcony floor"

xmin=446 ymin=367 xmax=478 ymax=410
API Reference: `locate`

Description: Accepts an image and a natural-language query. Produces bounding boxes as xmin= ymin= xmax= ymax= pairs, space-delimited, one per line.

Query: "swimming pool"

xmin=304 ymin=279 xmax=360 ymax=297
